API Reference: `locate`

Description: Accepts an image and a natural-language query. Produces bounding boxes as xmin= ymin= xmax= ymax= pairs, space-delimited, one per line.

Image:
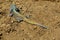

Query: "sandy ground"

xmin=0 ymin=0 xmax=60 ymax=40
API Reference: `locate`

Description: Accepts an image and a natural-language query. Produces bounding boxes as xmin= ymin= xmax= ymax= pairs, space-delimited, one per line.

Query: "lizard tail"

xmin=24 ymin=19 xmax=48 ymax=29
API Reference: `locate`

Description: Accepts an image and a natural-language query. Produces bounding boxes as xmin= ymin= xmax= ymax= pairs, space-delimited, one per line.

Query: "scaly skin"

xmin=10 ymin=4 xmax=48 ymax=29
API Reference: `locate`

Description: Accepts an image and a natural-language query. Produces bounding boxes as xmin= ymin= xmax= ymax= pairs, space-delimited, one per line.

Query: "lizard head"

xmin=10 ymin=4 xmax=20 ymax=17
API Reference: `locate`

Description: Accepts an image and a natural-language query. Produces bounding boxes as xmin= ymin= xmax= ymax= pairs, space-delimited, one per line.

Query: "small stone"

xmin=0 ymin=37 xmax=1 ymax=39
xmin=0 ymin=12 xmax=2 ymax=14
xmin=0 ymin=24 xmax=6 ymax=27
xmin=0 ymin=33 xmax=2 ymax=36
xmin=11 ymin=20 xmax=14 ymax=23
xmin=53 ymin=37 xmax=55 ymax=40
xmin=34 ymin=0 xmax=39 ymax=1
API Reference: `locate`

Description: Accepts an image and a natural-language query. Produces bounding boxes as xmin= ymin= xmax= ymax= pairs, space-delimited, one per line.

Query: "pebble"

xmin=0 ymin=33 xmax=2 ymax=36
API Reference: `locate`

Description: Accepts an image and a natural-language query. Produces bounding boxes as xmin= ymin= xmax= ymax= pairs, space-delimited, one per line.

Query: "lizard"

xmin=10 ymin=4 xmax=48 ymax=29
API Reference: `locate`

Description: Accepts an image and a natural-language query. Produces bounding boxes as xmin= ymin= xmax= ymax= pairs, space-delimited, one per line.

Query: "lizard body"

xmin=10 ymin=4 xmax=48 ymax=29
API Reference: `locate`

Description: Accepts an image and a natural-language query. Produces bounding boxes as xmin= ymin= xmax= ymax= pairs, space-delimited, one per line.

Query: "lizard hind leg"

xmin=15 ymin=17 xmax=23 ymax=23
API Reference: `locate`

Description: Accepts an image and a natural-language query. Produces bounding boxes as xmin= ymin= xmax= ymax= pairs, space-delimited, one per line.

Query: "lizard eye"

xmin=15 ymin=8 xmax=20 ymax=12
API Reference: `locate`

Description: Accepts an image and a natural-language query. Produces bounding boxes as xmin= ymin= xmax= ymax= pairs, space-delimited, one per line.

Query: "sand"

xmin=0 ymin=0 xmax=60 ymax=40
